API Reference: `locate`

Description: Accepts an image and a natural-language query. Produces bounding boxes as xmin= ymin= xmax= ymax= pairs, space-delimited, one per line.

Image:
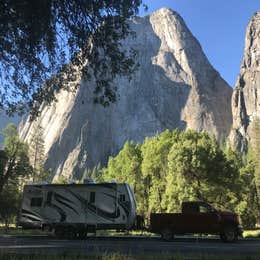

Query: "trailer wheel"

xmin=220 ymin=225 xmax=238 ymax=243
xmin=78 ymin=230 xmax=87 ymax=240
xmin=161 ymin=228 xmax=173 ymax=241
xmin=64 ymin=226 xmax=77 ymax=239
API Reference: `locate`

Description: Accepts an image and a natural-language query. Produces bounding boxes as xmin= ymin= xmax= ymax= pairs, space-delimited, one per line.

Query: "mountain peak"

xmin=230 ymin=11 xmax=260 ymax=151
xmin=152 ymin=7 xmax=180 ymax=16
xmin=19 ymin=9 xmax=232 ymax=180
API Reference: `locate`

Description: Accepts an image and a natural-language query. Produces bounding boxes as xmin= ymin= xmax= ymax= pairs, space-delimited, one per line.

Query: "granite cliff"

xmin=19 ymin=8 xmax=233 ymax=180
xmin=230 ymin=11 xmax=260 ymax=151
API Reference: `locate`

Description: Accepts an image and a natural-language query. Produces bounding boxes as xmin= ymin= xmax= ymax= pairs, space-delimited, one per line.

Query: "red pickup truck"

xmin=150 ymin=201 xmax=242 ymax=242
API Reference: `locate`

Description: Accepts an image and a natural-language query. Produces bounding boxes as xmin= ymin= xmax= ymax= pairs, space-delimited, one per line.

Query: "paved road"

xmin=0 ymin=235 xmax=260 ymax=257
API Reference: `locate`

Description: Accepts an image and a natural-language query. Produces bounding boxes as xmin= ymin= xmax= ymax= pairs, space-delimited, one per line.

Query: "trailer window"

xmin=30 ymin=197 xmax=43 ymax=207
xmin=199 ymin=205 xmax=209 ymax=213
xmin=119 ymin=194 xmax=126 ymax=202
xmin=46 ymin=191 xmax=53 ymax=203
xmin=90 ymin=192 xmax=95 ymax=203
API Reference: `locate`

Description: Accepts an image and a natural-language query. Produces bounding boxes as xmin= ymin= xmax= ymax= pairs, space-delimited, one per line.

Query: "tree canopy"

xmin=0 ymin=123 xmax=33 ymax=194
xmin=0 ymin=0 xmax=144 ymax=117
xmin=101 ymin=129 xmax=260 ymax=227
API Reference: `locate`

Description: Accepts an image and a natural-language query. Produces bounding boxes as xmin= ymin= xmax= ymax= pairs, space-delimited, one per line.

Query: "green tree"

xmin=251 ymin=118 xmax=260 ymax=216
xmin=104 ymin=141 xmax=144 ymax=214
xmin=0 ymin=124 xmax=33 ymax=194
xmin=0 ymin=150 xmax=8 ymax=175
xmin=81 ymin=163 xmax=104 ymax=183
xmin=0 ymin=183 xmax=21 ymax=228
xmin=236 ymin=125 xmax=260 ymax=228
xmin=29 ymin=121 xmax=50 ymax=182
xmin=52 ymin=175 xmax=70 ymax=184
xmin=141 ymin=129 xmax=179 ymax=213
xmin=164 ymin=130 xmax=238 ymax=212
xmin=0 ymin=0 xmax=144 ymax=116
xmin=100 ymin=128 xmax=257 ymax=226
xmin=236 ymin=151 xmax=258 ymax=228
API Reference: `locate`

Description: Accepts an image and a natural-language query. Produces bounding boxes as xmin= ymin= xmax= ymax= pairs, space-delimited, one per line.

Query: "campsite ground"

xmin=0 ymin=232 xmax=260 ymax=259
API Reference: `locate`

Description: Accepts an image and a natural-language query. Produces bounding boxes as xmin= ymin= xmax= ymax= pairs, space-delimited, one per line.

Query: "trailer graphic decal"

xmin=21 ymin=209 xmax=42 ymax=222
xmin=53 ymin=193 xmax=79 ymax=216
xmin=47 ymin=203 xmax=67 ymax=222
xmin=102 ymin=192 xmax=130 ymax=217
xmin=68 ymin=190 xmax=121 ymax=221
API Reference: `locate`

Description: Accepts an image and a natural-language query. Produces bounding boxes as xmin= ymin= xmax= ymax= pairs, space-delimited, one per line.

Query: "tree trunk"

xmin=0 ymin=157 xmax=16 ymax=195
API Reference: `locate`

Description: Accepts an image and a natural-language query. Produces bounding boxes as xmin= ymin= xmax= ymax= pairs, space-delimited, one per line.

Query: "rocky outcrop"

xmin=19 ymin=8 xmax=232 ymax=180
xmin=230 ymin=11 xmax=260 ymax=151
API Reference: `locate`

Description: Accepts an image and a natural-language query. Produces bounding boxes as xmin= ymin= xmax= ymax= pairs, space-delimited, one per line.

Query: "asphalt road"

xmin=0 ymin=235 xmax=260 ymax=257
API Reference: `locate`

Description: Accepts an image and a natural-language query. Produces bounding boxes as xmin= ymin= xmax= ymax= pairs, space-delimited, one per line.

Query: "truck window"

xmin=199 ymin=204 xmax=213 ymax=213
xmin=90 ymin=192 xmax=95 ymax=203
xmin=30 ymin=197 xmax=43 ymax=207
xmin=199 ymin=205 xmax=209 ymax=213
xmin=182 ymin=203 xmax=199 ymax=213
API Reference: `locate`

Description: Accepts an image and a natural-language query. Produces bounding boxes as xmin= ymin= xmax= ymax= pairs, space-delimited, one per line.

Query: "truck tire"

xmin=161 ymin=228 xmax=173 ymax=241
xmin=220 ymin=225 xmax=238 ymax=243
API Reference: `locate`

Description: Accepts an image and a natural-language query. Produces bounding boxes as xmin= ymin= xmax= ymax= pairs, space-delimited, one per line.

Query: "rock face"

xmin=230 ymin=11 xmax=260 ymax=151
xmin=19 ymin=8 xmax=232 ymax=180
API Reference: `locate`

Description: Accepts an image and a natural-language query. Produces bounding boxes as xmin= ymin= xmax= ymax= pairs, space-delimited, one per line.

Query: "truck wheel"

xmin=220 ymin=225 xmax=238 ymax=243
xmin=161 ymin=228 xmax=173 ymax=241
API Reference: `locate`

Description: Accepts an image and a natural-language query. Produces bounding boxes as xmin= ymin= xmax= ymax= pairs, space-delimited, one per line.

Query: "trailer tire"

xmin=161 ymin=228 xmax=173 ymax=241
xmin=78 ymin=230 xmax=87 ymax=240
xmin=64 ymin=226 xmax=77 ymax=239
xmin=220 ymin=225 xmax=238 ymax=243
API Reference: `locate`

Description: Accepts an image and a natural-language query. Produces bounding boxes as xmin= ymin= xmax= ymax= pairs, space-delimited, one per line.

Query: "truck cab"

xmin=150 ymin=201 xmax=242 ymax=242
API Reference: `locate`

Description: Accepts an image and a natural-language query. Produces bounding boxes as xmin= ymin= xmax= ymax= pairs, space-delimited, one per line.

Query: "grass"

xmin=243 ymin=229 xmax=260 ymax=238
xmin=0 ymin=226 xmax=50 ymax=236
xmin=0 ymin=253 xmax=135 ymax=260
xmin=1 ymin=252 xmax=260 ymax=260
xmin=2 ymin=225 xmax=260 ymax=240
xmin=0 ymin=226 xmax=153 ymax=237
xmin=1 ymin=226 xmax=260 ymax=259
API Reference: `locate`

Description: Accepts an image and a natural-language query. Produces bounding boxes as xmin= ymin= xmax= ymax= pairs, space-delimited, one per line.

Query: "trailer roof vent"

xmin=37 ymin=181 xmax=49 ymax=185
xmin=84 ymin=178 xmax=96 ymax=184
xmin=110 ymin=180 xmax=117 ymax=183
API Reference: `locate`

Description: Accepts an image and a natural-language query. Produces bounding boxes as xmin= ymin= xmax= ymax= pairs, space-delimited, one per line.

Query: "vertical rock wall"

xmin=19 ymin=8 xmax=232 ymax=180
xmin=230 ymin=11 xmax=260 ymax=151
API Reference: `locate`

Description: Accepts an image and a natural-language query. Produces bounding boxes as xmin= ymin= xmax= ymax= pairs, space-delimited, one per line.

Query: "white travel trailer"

xmin=18 ymin=182 xmax=137 ymax=238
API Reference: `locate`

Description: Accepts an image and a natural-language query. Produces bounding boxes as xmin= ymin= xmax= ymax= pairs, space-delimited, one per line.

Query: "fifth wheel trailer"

xmin=18 ymin=182 xmax=137 ymax=238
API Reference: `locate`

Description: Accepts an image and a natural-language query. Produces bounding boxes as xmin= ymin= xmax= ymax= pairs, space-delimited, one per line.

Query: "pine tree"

xmin=29 ymin=121 xmax=46 ymax=182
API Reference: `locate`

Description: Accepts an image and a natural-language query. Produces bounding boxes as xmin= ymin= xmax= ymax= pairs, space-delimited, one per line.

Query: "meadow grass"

xmin=1 ymin=252 xmax=260 ymax=260
xmin=243 ymin=229 xmax=260 ymax=238
xmin=0 ymin=226 xmax=50 ymax=236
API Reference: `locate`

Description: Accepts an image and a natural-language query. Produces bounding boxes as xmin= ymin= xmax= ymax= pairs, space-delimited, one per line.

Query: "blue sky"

xmin=139 ymin=0 xmax=260 ymax=87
